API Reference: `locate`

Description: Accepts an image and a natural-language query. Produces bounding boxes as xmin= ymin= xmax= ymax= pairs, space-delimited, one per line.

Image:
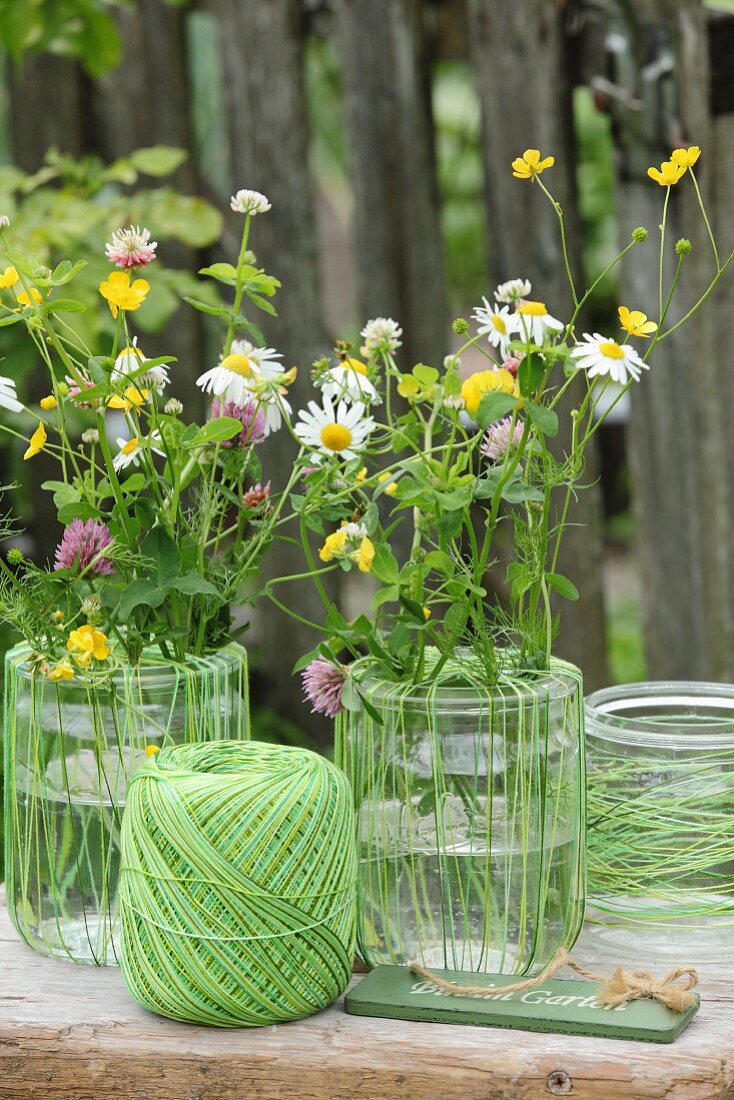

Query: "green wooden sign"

xmin=345 ymin=965 xmax=699 ymax=1043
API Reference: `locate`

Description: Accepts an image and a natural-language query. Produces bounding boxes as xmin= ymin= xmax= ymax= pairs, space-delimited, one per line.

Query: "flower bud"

xmin=632 ymin=226 xmax=649 ymax=243
xmin=452 ymin=318 xmax=469 ymax=335
xmin=675 ymin=238 xmax=692 ymax=256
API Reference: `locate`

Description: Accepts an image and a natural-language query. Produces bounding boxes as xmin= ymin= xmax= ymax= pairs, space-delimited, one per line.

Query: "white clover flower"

xmin=494 ymin=278 xmax=531 ymax=304
xmin=0 ymin=374 xmax=22 ymax=413
xmin=322 ymin=358 xmax=381 ymax=404
xmin=571 ymin=333 xmax=648 ymax=385
xmin=515 ymin=300 xmax=565 ymax=345
xmin=294 ymin=394 xmax=375 ymax=462
xmin=0 ymin=215 xmax=10 ymax=230
xmin=105 ymin=225 xmax=157 ymax=269
xmin=360 ymin=317 xmax=402 ymax=354
xmin=112 ymin=432 xmax=165 ymax=472
xmin=164 ymin=397 xmax=183 ymax=416
xmin=443 ymin=394 xmax=466 ymax=411
xmin=112 ymin=340 xmax=169 ymax=393
xmin=230 ymin=189 xmax=271 ymax=216
xmin=81 ymin=428 xmax=100 ymax=444
xmin=473 ymin=298 xmax=518 ymax=357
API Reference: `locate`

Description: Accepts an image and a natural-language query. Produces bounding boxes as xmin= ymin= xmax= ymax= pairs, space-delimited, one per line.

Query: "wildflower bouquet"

xmin=291 ymin=144 xmax=733 ymax=718
xmin=0 ymin=187 xmax=296 ymax=680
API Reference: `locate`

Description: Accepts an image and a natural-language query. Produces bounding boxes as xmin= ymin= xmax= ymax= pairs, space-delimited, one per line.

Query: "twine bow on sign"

xmin=410 ymin=948 xmax=699 ymax=1013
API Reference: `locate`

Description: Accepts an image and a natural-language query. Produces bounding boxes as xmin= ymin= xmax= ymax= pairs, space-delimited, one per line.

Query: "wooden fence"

xmin=4 ymin=0 xmax=734 ymax=734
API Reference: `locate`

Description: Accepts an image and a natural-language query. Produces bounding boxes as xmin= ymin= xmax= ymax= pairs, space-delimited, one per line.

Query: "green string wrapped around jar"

xmin=119 ymin=741 xmax=356 ymax=1026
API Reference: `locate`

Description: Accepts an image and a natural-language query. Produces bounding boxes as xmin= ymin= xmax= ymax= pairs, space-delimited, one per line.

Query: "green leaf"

xmin=546 ymin=572 xmax=580 ymax=601
xmin=370 ymin=543 xmax=400 ymax=586
xmin=340 ymin=678 xmax=362 ymax=713
xmin=119 ymin=579 xmax=165 ymax=619
xmin=501 ymin=481 xmax=544 ymax=504
xmin=191 ymin=416 xmax=244 ymax=445
xmin=44 ymin=299 xmax=86 ymax=315
xmin=412 ymin=363 xmax=439 ymax=386
xmin=424 ymin=550 xmax=455 ymax=577
xmin=475 ymin=392 xmax=518 ymax=430
xmin=182 ymin=296 xmax=233 ymax=319
xmin=141 ymin=528 xmax=181 ymax=585
xmin=518 ymin=352 xmax=545 ymax=397
xmin=525 ymin=400 xmax=558 ymax=438
xmin=128 ymin=146 xmax=188 ymax=177
xmin=50 ymin=259 xmax=87 ymax=286
xmin=245 ymin=290 xmax=277 ymax=316
xmin=57 ymin=502 xmax=99 ymax=524
xmin=164 ymin=571 xmax=220 ymax=597
xmin=199 ymin=262 xmax=238 ymax=285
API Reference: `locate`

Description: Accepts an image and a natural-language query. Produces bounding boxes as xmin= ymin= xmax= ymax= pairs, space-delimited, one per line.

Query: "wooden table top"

xmin=2 ymin=887 xmax=733 ymax=1100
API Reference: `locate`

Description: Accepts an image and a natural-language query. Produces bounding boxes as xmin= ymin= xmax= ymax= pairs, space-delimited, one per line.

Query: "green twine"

xmin=118 ymin=741 xmax=356 ymax=1027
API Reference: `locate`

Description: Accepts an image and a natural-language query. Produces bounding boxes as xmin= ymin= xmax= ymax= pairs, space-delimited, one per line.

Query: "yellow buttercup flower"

xmin=107 ymin=386 xmax=149 ymax=411
xmin=356 ymin=536 xmax=375 ymax=573
xmin=145 ymin=744 xmax=161 ymax=758
xmin=647 ymin=160 xmax=685 ymax=187
xmin=40 ymin=394 xmax=58 ymax=411
xmin=47 ymin=660 xmax=75 ymax=683
xmin=319 ymin=528 xmax=348 ymax=563
xmin=618 ymin=306 xmax=657 ymax=338
xmin=511 ymin=148 xmax=555 ymax=180
xmin=460 ymin=369 xmax=518 ymax=417
xmin=16 ymin=287 xmax=42 ymax=307
xmin=66 ymin=623 xmax=110 ymax=665
xmin=0 ymin=266 xmax=18 ymax=289
xmin=671 ymin=146 xmax=701 ymax=170
xmin=23 ymin=421 xmax=47 ymax=460
xmin=99 ymin=271 xmax=150 ymax=318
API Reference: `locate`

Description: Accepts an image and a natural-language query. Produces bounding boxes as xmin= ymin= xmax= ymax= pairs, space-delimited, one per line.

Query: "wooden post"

xmin=335 ymin=0 xmax=448 ymax=368
xmin=91 ymin=0 xmax=205 ymax=413
xmin=468 ymin=0 xmax=609 ymax=690
xmin=210 ymin=0 xmax=335 ymax=741
xmin=601 ymin=0 xmax=725 ymax=679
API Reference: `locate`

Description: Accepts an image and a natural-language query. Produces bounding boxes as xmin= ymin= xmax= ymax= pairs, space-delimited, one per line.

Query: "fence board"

xmin=210 ymin=0 xmax=335 ymax=740
xmin=468 ymin=0 xmax=609 ymax=691
xmin=336 ymin=0 xmax=448 ymax=368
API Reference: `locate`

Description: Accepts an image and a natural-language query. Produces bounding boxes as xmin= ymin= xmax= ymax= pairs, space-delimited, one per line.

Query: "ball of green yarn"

xmin=119 ymin=741 xmax=356 ymax=1027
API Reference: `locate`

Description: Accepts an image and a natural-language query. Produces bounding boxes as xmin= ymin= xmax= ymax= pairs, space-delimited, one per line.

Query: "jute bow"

xmin=410 ymin=948 xmax=699 ymax=1013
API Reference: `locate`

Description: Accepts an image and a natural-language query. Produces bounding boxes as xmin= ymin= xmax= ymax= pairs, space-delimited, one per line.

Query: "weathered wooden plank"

xmin=208 ymin=0 xmax=335 ymax=742
xmin=467 ymin=0 xmax=609 ymax=691
xmin=604 ymin=0 xmax=728 ymax=679
xmin=335 ymin=0 xmax=449 ymax=368
xmin=1 ymin=891 xmax=733 ymax=1100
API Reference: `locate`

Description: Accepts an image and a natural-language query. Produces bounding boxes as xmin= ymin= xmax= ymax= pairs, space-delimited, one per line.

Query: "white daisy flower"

xmin=0 ymin=374 xmax=22 ymax=413
xmin=256 ymin=387 xmax=292 ymax=436
xmin=360 ymin=317 xmax=402 ymax=354
xmin=515 ymin=300 xmax=565 ymax=345
xmin=112 ymin=340 xmax=169 ymax=393
xmin=230 ymin=189 xmax=271 ymax=216
xmin=494 ymin=278 xmax=531 ymax=304
xmin=571 ymin=333 xmax=648 ymax=385
xmin=322 ymin=358 xmax=381 ymax=404
xmin=294 ymin=395 xmax=375 ymax=462
xmin=112 ymin=432 xmax=165 ymax=472
xmin=196 ymin=341 xmax=283 ymax=407
xmin=473 ymin=298 xmax=518 ymax=356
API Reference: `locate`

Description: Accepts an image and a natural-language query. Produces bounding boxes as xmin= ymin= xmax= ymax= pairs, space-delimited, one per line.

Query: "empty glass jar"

xmin=585 ymin=682 xmax=734 ymax=961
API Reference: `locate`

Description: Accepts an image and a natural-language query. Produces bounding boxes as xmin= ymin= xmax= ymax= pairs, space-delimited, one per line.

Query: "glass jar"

xmin=336 ymin=655 xmax=585 ymax=975
xmin=4 ymin=643 xmax=249 ymax=965
xmin=585 ymin=682 xmax=734 ymax=961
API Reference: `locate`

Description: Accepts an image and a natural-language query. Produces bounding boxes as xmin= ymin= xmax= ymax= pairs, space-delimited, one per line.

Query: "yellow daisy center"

xmin=122 ymin=437 xmax=139 ymax=455
xmin=321 ymin=423 xmax=353 ymax=452
xmin=491 ymin=315 xmax=507 ymax=334
xmin=517 ymin=300 xmax=547 ymax=317
xmin=221 ymin=353 xmax=253 ymax=378
xmin=342 ymin=357 xmax=367 ymax=376
xmin=599 ymin=341 xmax=626 ymax=360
